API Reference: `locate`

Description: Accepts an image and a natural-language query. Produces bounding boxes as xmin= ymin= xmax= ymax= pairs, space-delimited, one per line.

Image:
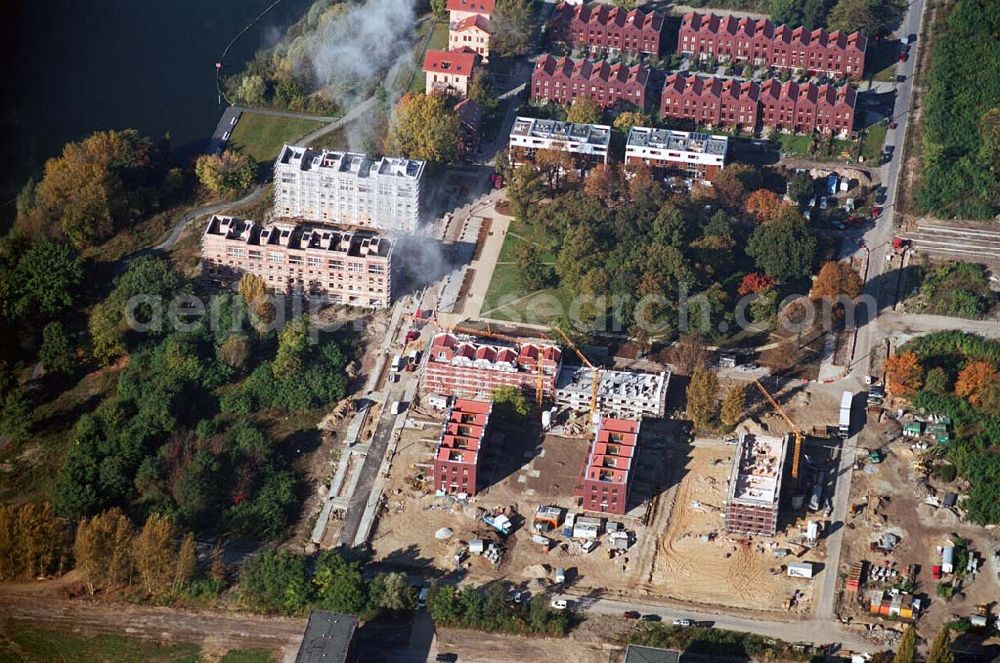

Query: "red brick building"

xmin=677 ymin=12 xmax=867 ymax=80
xmin=660 ymin=73 xmax=762 ymax=131
xmin=578 ymin=418 xmax=640 ymax=515
xmin=433 ymin=399 xmax=492 ymax=496
xmin=424 ymin=332 xmax=563 ymax=402
xmin=531 ymin=55 xmax=651 ymax=109
xmin=660 ymin=73 xmax=856 ymax=136
xmin=549 ymin=2 xmax=665 ymax=56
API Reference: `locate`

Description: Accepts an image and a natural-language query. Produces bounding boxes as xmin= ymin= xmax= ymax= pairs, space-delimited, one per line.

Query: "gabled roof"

xmin=554 ymin=2 xmax=664 ymax=33
xmin=446 ymin=0 xmax=495 ymax=14
xmin=681 ymin=11 xmax=867 ymax=51
xmin=454 ymin=14 xmax=493 ymax=34
xmin=423 ymin=48 xmax=480 ymax=76
xmin=534 ymin=55 xmax=650 ymax=87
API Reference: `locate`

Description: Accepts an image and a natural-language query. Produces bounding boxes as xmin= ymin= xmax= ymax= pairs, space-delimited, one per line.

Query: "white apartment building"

xmin=508 ymin=117 xmax=611 ymax=172
xmin=273 ymin=145 xmax=425 ymax=235
xmin=625 ymin=127 xmax=728 ymax=182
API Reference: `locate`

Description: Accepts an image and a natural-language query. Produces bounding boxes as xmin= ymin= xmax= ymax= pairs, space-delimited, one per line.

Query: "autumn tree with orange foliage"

xmin=745 ymin=189 xmax=783 ymax=222
xmin=885 ymin=351 xmax=923 ymax=396
xmin=738 ymin=272 xmax=775 ymax=296
xmin=810 ymin=261 xmax=863 ymax=301
xmin=583 ymin=163 xmax=623 ymax=205
xmin=955 ymin=361 xmax=999 ymax=407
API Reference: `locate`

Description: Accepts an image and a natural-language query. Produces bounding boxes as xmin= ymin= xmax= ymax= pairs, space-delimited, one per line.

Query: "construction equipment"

xmin=552 ymin=327 xmax=600 ymax=423
xmin=752 ymin=379 xmax=805 ymax=480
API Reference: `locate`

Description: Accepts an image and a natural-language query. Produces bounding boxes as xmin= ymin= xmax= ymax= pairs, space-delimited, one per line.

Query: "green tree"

xmin=430 ymin=0 xmax=448 ymax=18
xmin=195 ymin=150 xmax=257 ymax=195
xmin=0 ymin=364 xmax=31 ymax=441
xmin=686 ymin=367 xmax=719 ymax=428
xmin=9 ymin=241 xmax=84 ymax=320
xmin=828 ymin=0 xmax=898 ymax=35
xmin=372 ymin=571 xmax=416 ymax=611
xmin=174 ymin=532 xmax=197 ymax=593
xmin=512 ymin=241 xmax=554 ymax=292
xmin=314 ymin=549 xmax=367 ymax=613
xmin=39 ymin=322 xmax=76 ymax=375
xmin=507 ymin=166 xmax=544 ymax=222
xmin=239 ymin=549 xmax=312 ymax=614
xmin=786 ymin=171 xmax=814 ymax=207
xmin=386 ymin=93 xmax=461 ymax=163
xmin=273 ymin=317 xmax=309 ymax=380
xmin=893 ymin=624 xmax=916 ymax=663
xmin=923 ymin=367 xmax=951 ymax=394
xmin=555 ymin=225 xmax=601 ymax=292
xmin=747 ymin=216 xmax=816 ymax=282
xmin=492 ymin=385 xmax=530 ymax=418
xmin=491 ymin=0 xmax=535 ymax=56
xmin=235 ymin=74 xmax=267 ymax=106
xmin=566 ymin=96 xmax=602 ymax=124
xmin=926 ymin=626 xmax=953 ymax=663
xmin=219 ymin=333 xmax=251 ymax=371
xmin=721 ymin=383 xmax=747 ymax=426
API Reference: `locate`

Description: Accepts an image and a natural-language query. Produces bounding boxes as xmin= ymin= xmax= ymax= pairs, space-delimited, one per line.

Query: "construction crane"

xmin=449 ymin=322 xmax=550 ymax=408
xmin=552 ymin=327 xmax=600 ymax=424
xmin=751 ymin=378 xmax=804 ymax=480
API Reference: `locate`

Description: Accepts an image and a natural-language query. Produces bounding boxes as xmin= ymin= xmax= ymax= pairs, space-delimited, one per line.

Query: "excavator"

xmin=751 ymin=378 xmax=804 ymax=481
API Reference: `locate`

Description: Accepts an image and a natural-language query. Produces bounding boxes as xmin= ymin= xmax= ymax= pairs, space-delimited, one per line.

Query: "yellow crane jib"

xmin=751 ymin=378 xmax=804 ymax=480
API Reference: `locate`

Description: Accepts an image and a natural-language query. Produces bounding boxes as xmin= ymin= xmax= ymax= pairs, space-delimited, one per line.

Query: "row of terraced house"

xmin=678 ymin=12 xmax=867 ymax=80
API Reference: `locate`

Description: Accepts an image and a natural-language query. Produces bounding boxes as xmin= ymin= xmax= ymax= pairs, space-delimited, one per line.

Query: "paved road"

xmin=850 ymin=0 xmax=928 ymax=379
xmin=153 ymin=184 xmax=268 ymax=251
xmin=560 ymin=594 xmax=870 ymax=651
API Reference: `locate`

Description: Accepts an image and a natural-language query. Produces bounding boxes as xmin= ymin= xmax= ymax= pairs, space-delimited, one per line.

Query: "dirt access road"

xmin=0 ymin=579 xmax=303 ymax=661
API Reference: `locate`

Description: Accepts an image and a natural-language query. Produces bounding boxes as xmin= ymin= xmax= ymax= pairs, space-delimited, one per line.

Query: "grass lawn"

xmin=0 ymin=625 xmax=280 ymax=663
xmin=860 ymin=122 xmax=888 ymax=162
xmin=306 ymin=126 xmax=348 ymax=151
xmin=872 ymin=63 xmax=897 ymax=82
xmin=228 ymin=112 xmax=327 ymax=162
xmin=0 ymin=626 xmax=200 ymax=663
xmin=777 ymin=133 xmax=812 ymax=156
xmin=406 ymin=21 xmax=449 ymax=95
xmin=480 ymin=264 xmax=573 ymax=325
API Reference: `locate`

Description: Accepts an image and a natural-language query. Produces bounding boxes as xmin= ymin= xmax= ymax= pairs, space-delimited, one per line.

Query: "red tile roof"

xmin=423 ymin=48 xmax=480 ymax=76
xmin=681 ymin=11 xmax=867 ymax=51
xmin=447 ymin=0 xmax=495 ymax=14
xmin=454 ymin=14 xmax=493 ymax=33
xmin=584 ymin=418 xmax=640 ymax=485
xmin=534 ymin=54 xmax=650 ymax=86
xmin=554 ymin=2 xmax=664 ymax=32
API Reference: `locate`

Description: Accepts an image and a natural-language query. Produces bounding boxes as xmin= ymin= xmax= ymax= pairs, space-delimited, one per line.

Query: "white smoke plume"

xmin=304 ymin=0 xmax=417 ymax=101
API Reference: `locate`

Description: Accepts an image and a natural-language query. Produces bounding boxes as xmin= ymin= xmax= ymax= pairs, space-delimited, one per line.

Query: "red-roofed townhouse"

xmin=677 ymin=12 xmax=866 ymax=79
xmin=549 ymin=3 xmax=664 ymax=56
xmin=423 ymin=48 xmax=481 ymax=97
xmin=816 ymin=83 xmax=856 ymax=136
xmin=531 ymin=55 xmax=651 ymax=110
xmin=577 ymin=418 xmax=640 ymax=515
xmin=433 ymin=399 xmax=492 ymax=496
xmin=447 ymin=0 xmax=495 ymax=25
xmin=449 ymin=14 xmax=493 ymax=60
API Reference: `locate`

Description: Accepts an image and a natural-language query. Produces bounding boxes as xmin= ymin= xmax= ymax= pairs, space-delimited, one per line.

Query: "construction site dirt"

xmin=835 ymin=410 xmax=1000 ymax=638
xmin=369 ymin=393 xmax=840 ymax=621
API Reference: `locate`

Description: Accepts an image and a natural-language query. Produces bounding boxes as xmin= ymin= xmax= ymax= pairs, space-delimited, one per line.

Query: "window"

xmin=267 ymin=252 xmax=284 ymax=264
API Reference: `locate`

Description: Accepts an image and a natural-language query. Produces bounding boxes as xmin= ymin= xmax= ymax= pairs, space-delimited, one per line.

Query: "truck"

xmin=390 ymin=354 xmax=403 ymax=371
xmin=809 ymin=474 xmax=825 ymax=511
xmin=839 ymin=391 xmax=854 ymax=438
xmin=482 ymin=513 xmax=512 ymax=537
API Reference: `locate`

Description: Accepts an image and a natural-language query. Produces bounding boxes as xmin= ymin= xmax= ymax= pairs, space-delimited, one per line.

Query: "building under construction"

xmin=724 ymin=431 xmax=788 ymax=536
xmin=432 ymin=398 xmax=492 ymax=496
xmin=577 ymin=417 xmax=641 ymax=515
xmin=555 ymin=367 xmax=669 ymax=418
xmin=424 ymin=332 xmax=563 ymax=402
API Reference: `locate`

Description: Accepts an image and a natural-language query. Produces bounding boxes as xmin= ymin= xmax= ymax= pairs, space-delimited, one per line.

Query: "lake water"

xmin=0 ymin=0 xmax=313 ymax=203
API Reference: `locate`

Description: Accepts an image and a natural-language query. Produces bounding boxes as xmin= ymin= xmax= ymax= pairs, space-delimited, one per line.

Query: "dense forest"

xmin=916 ymin=0 xmax=1000 ymax=220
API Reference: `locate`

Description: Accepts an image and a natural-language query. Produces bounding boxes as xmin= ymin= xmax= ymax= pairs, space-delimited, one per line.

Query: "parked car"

xmin=230 ymin=115 xmax=239 ymax=125
xmin=672 ymin=618 xmax=693 ymax=627
xmin=871 ymin=206 xmax=883 ymax=219
xmin=436 ymin=654 xmax=458 ymax=663
xmin=819 ymin=196 xmax=828 ymax=210
xmin=624 ymin=610 xmax=641 ymax=619
xmin=896 ymin=74 xmax=906 ymax=83
xmin=808 ymin=196 xmax=817 ymax=208
xmin=551 ymin=599 xmax=568 ymax=610
xmin=898 ymin=52 xmax=908 ymax=62
xmin=222 ymin=131 xmax=230 ymax=141
xmin=640 ymin=614 xmax=662 ymax=622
